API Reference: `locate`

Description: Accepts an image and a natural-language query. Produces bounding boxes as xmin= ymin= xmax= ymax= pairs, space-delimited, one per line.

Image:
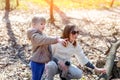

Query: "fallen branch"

xmin=98 ymin=40 xmax=120 ymax=80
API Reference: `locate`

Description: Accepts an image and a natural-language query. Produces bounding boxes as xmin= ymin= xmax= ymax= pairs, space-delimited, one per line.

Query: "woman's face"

xmin=69 ymin=28 xmax=79 ymax=42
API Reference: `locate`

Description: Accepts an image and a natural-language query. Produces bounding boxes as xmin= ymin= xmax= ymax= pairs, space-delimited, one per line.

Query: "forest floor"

xmin=0 ymin=2 xmax=120 ymax=80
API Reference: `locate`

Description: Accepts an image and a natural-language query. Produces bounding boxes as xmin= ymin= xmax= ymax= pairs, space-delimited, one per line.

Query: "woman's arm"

xmin=76 ymin=43 xmax=106 ymax=73
xmin=85 ymin=62 xmax=106 ymax=73
xmin=75 ymin=43 xmax=89 ymax=66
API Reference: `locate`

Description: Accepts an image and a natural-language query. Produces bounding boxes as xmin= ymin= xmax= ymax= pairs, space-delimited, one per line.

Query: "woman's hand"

xmin=94 ymin=67 xmax=106 ymax=74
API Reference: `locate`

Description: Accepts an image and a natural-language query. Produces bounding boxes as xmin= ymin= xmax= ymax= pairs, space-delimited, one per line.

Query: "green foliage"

xmin=27 ymin=0 xmax=120 ymax=9
xmin=0 ymin=0 xmax=120 ymax=10
xmin=0 ymin=0 xmax=18 ymax=10
xmin=28 ymin=0 xmax=48 ymax=6
xmin=0 ymin=0 xmax=5 ymax=10
xmin=16 ymin=1 xmax=28 ymax=10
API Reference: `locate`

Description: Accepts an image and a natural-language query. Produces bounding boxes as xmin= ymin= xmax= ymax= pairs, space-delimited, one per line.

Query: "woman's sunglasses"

xmin=71 ymin=31 xmax=79 ymax=35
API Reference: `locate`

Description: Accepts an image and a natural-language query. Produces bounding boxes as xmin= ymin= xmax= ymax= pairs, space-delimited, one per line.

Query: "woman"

xmin=45 ymin=23 xmax=106 ymax=80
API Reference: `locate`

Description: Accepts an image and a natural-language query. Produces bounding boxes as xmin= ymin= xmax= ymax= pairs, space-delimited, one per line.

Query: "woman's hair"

xmin=31 ymin=15 xmax=46 ymax=26
xmin=62 ymin=23 xmax=78 ymax=46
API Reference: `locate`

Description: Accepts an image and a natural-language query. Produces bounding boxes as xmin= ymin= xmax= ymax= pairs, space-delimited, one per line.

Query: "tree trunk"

xmin=110 ymin=0 xmax=115 ymax=7
xmin=98 ymin=40 xmax=120 ymax=80
xmin=3 ymin=0 xmax=10 ymax=23
xmin=50 ymin=0 xmax=55 ymax=23
xmin=16 ymin=0 xmax=19 ymax=6
xmin=5 ymin=0 xmax=10 ymax=11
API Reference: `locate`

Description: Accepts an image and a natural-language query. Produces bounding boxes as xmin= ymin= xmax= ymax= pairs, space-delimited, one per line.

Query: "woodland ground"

xmin=0 ymin=2 xmax=120 ymax=80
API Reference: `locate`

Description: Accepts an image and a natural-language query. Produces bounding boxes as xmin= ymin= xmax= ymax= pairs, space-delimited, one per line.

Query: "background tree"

xmin=3 ymin=0 xmax=10 ymax=23
xmin=110 ymin=0 xmax=115 ymax=7
xmin=5 ymin=0 xmax=10 ymax=11
xmin=16 ymin=0 xmax=19 ymax=6
xmin=50 ymin=0 xmax=55 ymax=23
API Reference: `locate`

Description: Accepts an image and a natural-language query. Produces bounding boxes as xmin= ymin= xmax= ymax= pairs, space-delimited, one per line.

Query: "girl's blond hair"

xmin=30 ymin=15 xmax=46 ymax=27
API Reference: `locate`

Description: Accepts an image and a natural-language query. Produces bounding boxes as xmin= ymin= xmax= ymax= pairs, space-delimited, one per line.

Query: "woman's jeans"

xmin=46 ymin=61 xmax=83 ymax=80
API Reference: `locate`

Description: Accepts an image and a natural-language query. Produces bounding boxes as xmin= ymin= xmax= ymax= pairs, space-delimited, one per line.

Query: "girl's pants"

xmin=30 ymin=61 xmax=45 ymax=80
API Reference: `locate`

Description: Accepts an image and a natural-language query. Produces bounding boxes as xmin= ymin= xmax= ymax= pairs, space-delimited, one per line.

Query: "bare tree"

xmin=16 ymin=0 xmax=19 ymax=6
xmin=50 ymin=0 xmax=55 ymax=23
xmin=110 ymin=0 xmax=115 ymax=7
xmin=2 ymin=0 xmax=10 ymax=23
xmin=5 ymin=0 xmax=10 ymax=11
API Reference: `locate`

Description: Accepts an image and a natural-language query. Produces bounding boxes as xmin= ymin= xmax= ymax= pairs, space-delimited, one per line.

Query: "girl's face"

xmin=36 ymin=22 xmax=46 ymax=32
xmin=69 ymin=28 xmax=79 ymax=42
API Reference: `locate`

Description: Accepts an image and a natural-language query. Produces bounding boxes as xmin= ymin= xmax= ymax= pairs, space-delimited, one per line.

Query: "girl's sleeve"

xmin=31 ymin=33 xmax=58 ymax=46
